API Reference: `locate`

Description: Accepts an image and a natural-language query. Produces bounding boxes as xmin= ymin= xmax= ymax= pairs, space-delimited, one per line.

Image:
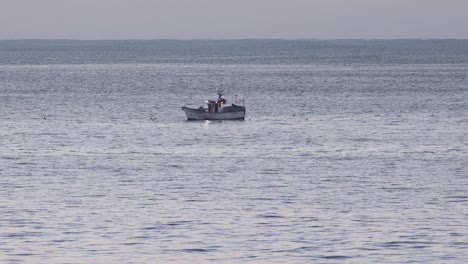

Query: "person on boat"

xmin=217 ymin=97 xmax=226 ymax=105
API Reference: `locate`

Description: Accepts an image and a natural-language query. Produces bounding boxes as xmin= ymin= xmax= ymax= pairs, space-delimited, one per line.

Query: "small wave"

xmin=121 ymin=242 xmax=144 ymax=246
xmin=166 ymin=221 xmax=193 ymax=226
xmin=320 ymin=255 xmax=352 ymax=259
xmin=1 ymin=156 xmax=19 ymax=160
xmin=256 ymin=214 xmax=283 ymax=218
xmin=141 ymin=226 xmax=161 ymax=230
xmin=379 ymin=240 xmax=437 ymax=249
xmin=182 ymin=248 xmax=213 ymax=253
xmin=10 ymin=253 xmax=37 ymax=257
xmin=14 ymin=162 xmax=37 ymax=166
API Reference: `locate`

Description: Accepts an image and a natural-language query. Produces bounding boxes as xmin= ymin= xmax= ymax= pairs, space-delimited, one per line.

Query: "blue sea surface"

xmin=0 ymin=40 xmax=467 ymax=263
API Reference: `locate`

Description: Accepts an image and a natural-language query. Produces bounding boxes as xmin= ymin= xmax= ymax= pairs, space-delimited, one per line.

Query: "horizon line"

xmin=1 ymin=38 xmax=468 ymax=42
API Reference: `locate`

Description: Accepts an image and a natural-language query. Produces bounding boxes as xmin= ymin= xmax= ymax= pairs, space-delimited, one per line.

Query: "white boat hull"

xmin=182 ymin=106 xmax=245 ymax=120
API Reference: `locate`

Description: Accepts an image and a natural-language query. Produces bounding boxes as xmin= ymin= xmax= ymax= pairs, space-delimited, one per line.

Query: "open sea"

xmin=1 ymin=39 xmax=468 ymax=263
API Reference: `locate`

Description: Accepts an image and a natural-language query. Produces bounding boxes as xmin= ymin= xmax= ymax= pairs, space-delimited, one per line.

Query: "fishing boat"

xmin=182 ymin=90 xmax=246 ymax=120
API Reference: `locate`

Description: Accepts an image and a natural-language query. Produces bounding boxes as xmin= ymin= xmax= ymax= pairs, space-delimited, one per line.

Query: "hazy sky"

xmin=1 ymin=0 xmax=468 ymax=40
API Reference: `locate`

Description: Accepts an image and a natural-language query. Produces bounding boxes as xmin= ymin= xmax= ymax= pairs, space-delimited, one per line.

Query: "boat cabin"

xmin=207 ymin=98 xmax=226 ymax=113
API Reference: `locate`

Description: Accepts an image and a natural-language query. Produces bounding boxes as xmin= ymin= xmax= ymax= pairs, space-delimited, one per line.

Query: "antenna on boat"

xmin=217 ymin=84 xmax=224 ymax=99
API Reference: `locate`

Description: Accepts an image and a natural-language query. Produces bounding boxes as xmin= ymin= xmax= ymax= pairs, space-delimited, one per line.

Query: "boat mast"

xmin=217 ymin=84 xmax=224 ymax=99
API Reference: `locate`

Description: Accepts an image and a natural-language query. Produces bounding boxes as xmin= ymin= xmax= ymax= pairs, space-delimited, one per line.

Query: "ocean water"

xmin=1 ymin=40 xmax=467 ymax=263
